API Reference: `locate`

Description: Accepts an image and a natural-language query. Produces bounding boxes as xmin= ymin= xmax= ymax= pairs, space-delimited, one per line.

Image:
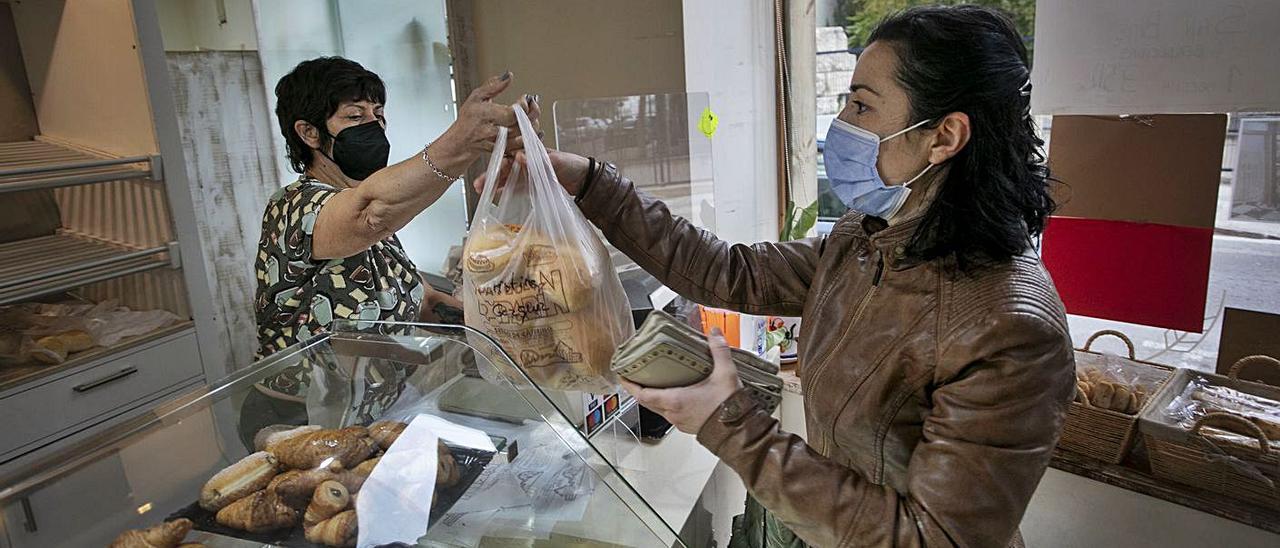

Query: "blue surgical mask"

xmin=824 ymin=118 xmax=934 ymax=220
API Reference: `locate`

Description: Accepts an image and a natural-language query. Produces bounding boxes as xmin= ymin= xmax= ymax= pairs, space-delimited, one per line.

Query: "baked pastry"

xmin=464 ymin=223 xmax=623 ymax=393
xmin=215 ymin=490 xmax=298 ymax=533
xmin=268 ymin=427 xmax=377 ymax=470
xmin=109 ymin=518 xmax=193 ymax=548
xmin=46 ymin=330 xmax=93 ymax=353
xmin=305 ymin=509 xmax=358 ymax=548
xmin=1092 ymin=381 xmax=1116 ymax=410
xmin=304 ymin=481 xmax=350 ymax=528
xmin=200 ymin=452 xmax=280 ymax=511
xmin=353 ymin=456 xmax=381 ymax=477
xmin=255 ymin=424 xmax=321 ymax=453
xmin=31 ymin=335 xmax=67 ymax=364
xmin=368 ymin=420 xmax=407 ymax=450
xmin=1075 ymin=381 xmax=1091 ymax=404
xmin=267 ymin=465 xmax=368 ymax=508
xmin=437 ymin=442 xmax=460 ymax=488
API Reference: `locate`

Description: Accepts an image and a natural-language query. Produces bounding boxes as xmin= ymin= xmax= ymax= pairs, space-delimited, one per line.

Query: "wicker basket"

xmin=1229 ymin=355 xmax=1280 ymax=386
xmin=1057 ymin=330 xmax=1174 ymax=464
xmin=1139 ymin=367 xmax=1280 ymax=507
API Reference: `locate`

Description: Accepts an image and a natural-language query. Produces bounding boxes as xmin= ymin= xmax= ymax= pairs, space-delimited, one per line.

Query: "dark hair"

xmin=868 ymin=5 xmax=1055 ymax=271
xmin=275 ymin=57 xmax=386 ymax=174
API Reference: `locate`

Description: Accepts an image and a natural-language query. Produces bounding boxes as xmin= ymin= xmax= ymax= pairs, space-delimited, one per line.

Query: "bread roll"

xmin=1111 ymin=385 xmax=1133 ymax=413
xmin=269 ymin=428 xmax=377 ymax=470
xmin=1075 ymin=381 xmax=1091 ymax=405
xmin=199 ymin=452 xmax=280 ymax=511
xmin=1091 ymin=382 xmax=1116 ymax=410
xmin=255 ymin=424 xmax=321 ymax=453
xmin=464 ymin=225 xmax=519 ymax=279
xmin=51 ymin=330 xmax=94 ymax=353
xmin=465 ymin=223 xmax=623 ymax=393
xmin=215 ymin=490 xmax=297 ymax=533
xmin=109 ymin=518 xmax=193 ymax=548
xmin=31 ymin=336 xmax=67 ymax=364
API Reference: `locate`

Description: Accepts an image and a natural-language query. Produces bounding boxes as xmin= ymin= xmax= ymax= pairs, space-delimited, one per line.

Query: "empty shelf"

xmin=0 ymin=234 xmax=172 ymax=305
xmin=0 ymin=141 xmax=157 ymax=193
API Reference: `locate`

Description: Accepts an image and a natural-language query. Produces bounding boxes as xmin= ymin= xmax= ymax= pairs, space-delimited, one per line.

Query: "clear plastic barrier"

xmin=553 ymin=93 xmax=716 ymax=270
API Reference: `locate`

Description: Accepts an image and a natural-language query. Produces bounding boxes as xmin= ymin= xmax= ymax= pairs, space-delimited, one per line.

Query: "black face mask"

xmin=324 ymin=119 xmax=390 ymax=181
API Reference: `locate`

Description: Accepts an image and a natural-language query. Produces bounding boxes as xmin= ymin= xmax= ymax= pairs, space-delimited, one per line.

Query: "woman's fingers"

xmin=504 ymin=131 xmax=546 ymax=155
xmin=519 ymin=93 xmax=543 ymax=132
xmin=475 ymin=102 xmax=518 ymax=128
xmin=468 ymin=71 xmax=512 ymax=104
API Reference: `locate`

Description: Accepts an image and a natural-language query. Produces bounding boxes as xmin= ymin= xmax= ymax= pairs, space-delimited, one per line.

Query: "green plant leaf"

xmin=790 ymin=201 xmax=819 ymax=240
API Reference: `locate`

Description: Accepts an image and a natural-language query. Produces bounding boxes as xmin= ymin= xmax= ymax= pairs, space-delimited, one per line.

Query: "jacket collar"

xmin=858 ymin=213 xmax=928 ymax=270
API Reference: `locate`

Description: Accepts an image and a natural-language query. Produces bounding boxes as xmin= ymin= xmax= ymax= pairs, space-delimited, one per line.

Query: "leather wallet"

xmin=611 ymin=311 xmax=784 ymax=413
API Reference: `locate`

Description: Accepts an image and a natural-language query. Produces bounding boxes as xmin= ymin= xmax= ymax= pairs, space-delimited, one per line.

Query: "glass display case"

xmin=0 ymin=322 xmax=695 ymax=548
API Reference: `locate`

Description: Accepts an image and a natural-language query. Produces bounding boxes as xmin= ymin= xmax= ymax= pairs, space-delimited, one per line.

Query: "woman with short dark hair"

xmin=241 ymin=57 xmax=535 ymax=446
xmin=491 ymin=5 xmax=1075 ymax=547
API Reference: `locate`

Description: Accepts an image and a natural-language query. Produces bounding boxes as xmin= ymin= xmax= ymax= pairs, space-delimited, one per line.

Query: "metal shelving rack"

xmin=0 ymin=141 xmax=158 ymax=192
xmin=0 ymin=140 xmax=177 ymax=306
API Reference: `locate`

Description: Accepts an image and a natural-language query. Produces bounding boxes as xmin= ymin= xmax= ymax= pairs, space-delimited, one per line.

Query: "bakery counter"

xmin=0 ymin=324 xmax=718 ymax=548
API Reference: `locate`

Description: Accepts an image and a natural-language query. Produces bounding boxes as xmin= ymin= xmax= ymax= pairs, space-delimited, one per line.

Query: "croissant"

xmin=304 ymin=481 xmax=350 ymax=528
xmin=109 ymin=518 xmax=193 ymax=548
xmin=368 ymin=420 xmax=407 ymax=450
xmin=215 ymin=490 xmax=298 ymax=533
xmin=353 ymin=456 xmax=381 ymax=477
xmin=305 ymin=509 xmax=358 ymax=547
xmin=269 ymin=427 xmax=377 ymax=470
xmin=200 ymin=451 xmax=279 ymax=511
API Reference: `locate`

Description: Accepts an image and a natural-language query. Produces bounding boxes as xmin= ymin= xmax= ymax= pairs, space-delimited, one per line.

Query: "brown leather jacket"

xmin=577 ymin=163 xmax=1076 ymax=548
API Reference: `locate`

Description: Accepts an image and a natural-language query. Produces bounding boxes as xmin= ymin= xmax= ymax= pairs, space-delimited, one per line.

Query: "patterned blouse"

xmin=253 ymin=178 xmax=425 ymax=417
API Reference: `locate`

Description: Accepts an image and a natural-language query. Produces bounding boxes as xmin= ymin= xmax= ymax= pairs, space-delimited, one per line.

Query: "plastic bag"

xmin=1164 ymin=376 xmax=1280 ymax=447
xmin=462 ymin=105 xmax=634 ymax=394
xmin=1073 ymin=354 xmax=1149 ymax=414
xmin=0 ymin=300 xmax=180 ymax=366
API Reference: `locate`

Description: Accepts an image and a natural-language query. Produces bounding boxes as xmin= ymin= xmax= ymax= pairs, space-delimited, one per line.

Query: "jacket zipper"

xmin=810 ymin=254 xmax=884 ymax=455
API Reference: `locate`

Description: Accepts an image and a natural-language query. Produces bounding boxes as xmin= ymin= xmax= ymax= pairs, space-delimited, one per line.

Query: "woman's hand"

xmin=428 ymin=72 xmax=523 ymax=174
xmin=619 ymin=328 xmax=744 ymax=435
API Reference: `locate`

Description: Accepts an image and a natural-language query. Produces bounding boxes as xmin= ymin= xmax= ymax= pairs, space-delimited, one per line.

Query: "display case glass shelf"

xmin=0 ymin=322 xmax=686 ymax=548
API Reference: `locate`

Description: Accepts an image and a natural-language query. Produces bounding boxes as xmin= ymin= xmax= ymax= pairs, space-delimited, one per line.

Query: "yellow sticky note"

xmin=699 ymin=107 xmax=719 ymax=139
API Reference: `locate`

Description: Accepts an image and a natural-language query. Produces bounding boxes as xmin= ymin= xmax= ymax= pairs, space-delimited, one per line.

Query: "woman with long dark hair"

xmin=491 ymin=5 xmax=1074 ymax=546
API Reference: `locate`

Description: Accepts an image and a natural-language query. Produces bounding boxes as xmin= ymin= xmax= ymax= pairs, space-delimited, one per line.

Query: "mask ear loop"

xmin=880 ymin=118 xmax=934 ymax=143
xmin=885 ymin=117 xmax=936 ymax=188
xmin=901 ymin=163 xmax=933 ymax=187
